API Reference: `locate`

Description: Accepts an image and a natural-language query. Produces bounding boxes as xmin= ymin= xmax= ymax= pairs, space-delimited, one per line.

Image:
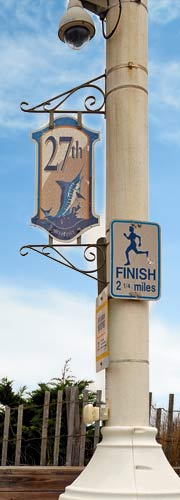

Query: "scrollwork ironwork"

xmin=20 ymin=243 xmax=107 ymax=285
xmin=20 ymin=74 xmax=106 ymax=116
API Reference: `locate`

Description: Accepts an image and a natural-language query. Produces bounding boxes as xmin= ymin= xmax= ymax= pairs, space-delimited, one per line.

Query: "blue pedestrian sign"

xmin=110 ymin=220 xmax=161 ymax=300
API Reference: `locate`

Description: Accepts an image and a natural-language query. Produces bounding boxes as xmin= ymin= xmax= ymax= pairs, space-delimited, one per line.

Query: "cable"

xmin=101 ymin=0 xmax=122 ymax=40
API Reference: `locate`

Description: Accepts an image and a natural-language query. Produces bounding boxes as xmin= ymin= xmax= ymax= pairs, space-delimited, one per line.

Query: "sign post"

xmin=110 ymin=220 xmax=161 ymax=300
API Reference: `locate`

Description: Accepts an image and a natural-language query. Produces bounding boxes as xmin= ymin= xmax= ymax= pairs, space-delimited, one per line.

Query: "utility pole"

xmin=58 ymin=0 xmax=180 ymax=498
xmin=105 ymin=0 xmax=149 ymax=428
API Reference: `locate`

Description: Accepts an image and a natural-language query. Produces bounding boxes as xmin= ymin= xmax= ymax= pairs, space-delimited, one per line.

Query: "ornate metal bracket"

xmin=20 ymin=241 xmax=108 ymax=286
xmin=20 ymin=74 xmax=106 ymax=117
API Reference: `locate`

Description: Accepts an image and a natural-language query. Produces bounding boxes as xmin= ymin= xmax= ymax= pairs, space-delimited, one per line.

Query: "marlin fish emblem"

xmin=56 ymin=169 xmax=85 ymax=218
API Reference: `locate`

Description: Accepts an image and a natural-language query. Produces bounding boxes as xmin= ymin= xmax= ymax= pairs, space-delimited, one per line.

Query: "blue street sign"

xmin=110 ymin=220 xmax=161 ymax=300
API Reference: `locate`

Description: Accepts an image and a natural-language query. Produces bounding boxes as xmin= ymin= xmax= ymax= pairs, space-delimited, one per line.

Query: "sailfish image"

xmin=56 ymin=168 xmax=85 ymax=218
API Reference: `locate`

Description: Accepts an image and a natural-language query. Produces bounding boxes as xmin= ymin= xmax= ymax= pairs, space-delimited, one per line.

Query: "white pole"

xmin=105 ymin=0 xmax=149 ymax=427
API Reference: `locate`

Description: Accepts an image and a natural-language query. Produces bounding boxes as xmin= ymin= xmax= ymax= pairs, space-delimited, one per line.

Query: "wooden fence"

xmin=0 ymin=387 xmax=102 ymax=467
xmin=149 ymin=392 xmax=180 ymax=467
xmin=1 ymin=389 xmax=180 ymax=467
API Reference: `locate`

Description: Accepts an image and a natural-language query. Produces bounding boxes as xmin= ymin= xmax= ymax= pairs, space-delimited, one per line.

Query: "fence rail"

xmin=0 ymin=390 xmax=180 ymax=467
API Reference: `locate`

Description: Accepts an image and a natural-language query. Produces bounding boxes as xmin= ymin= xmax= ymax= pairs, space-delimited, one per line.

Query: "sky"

xmin=0 ymin=0 xmax=180 ymax=410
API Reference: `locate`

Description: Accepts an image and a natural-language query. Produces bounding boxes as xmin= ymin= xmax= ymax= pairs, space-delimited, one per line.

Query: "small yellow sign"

xmin=96 ymin=286 xmax=109 ymax=372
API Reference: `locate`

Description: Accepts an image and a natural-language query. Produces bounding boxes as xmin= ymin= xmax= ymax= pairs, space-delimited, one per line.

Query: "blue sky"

xmin=0 ymin=0 xmax=180 ymax=407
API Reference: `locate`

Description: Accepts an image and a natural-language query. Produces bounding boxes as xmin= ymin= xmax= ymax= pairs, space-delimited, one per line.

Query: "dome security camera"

xmin=58 ymin=0 xmax=96 ymax=49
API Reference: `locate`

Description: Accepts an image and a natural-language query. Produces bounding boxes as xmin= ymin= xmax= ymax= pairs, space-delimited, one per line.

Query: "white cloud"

xmin=0 ymin=284 xmax=180 ymax=409
xmin=0 ymin=33 xmax=87 ymax=130
xmin=149 ymin=60 xmax=180 ymax=144
xmin=150 ymin=61 xmax=180 ymax=110
xmin=0 ymin=0 xmax=59 ymax=33
xmin=150 ymin=313 xmax=180 ymax=402
xmin=149 ymin=0 xmax=180 ymax=24
xmin=160 ymin=129 xmax=180 ymax=146
xmin=0 ymin=1 xmax=104 ymax=131
xmin=0 ymin=285 xmax=95 ymax=390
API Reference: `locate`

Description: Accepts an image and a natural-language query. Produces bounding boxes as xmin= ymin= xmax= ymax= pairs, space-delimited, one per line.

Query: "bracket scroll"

xmin=20 ymin=74 xmax=106 ymax=117
xmin=20 ymin=241 xmax=107 ymax=286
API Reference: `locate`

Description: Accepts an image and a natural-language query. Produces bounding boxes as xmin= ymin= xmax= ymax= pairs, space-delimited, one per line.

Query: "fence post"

xmin=40 ymin=391 xmax=50 ymax=466
xmin=156 ymin=408 xmax=162 ymax=442
xmin=66 ymin=386 xmax=77 ymax=466
xmin=65 ymin=387 xmax=71 ymax=423
xmin=15 ymin=404 xmax=23 ymax=466
xmin=149 ymin=392 xmax=152 ymax=423
xmin=165 ymin=393 xmax=174 ymax=462
xmin=79 ymin=389 xmax=89 ymax=466
xmin=1 ymin=406 xmax=10 ymax=466
xmin=93 ymin=390 xmax=102 ymax=451
xmin=72 ymin=387 xmax=80 ymax=466
xmin=53 ymin=390 xmax=63 ymax=466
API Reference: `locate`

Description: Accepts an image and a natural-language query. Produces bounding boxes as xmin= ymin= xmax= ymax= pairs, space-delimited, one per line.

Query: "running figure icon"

xmin=123 ymin=225 xmax=149 ymax=266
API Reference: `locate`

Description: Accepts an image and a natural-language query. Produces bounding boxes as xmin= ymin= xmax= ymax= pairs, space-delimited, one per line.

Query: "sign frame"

xmin=31 ymin=116 xmax=100 ymax=242
xmin=110 ymin=220 xmax=161 ymax=301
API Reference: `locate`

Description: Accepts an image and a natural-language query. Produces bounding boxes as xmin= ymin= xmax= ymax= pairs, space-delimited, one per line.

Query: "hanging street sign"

xmin=31 ymin=116 xmax=100 ymax=241
xmin=110 ymin=220 xmax=161 ymax=300
xmin=96 ymin=286 xmax=109 ymax=372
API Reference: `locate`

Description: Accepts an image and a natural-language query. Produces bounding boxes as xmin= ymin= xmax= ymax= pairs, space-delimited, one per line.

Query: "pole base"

xmin=59 ymin=426 xmax=180 ymax=499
